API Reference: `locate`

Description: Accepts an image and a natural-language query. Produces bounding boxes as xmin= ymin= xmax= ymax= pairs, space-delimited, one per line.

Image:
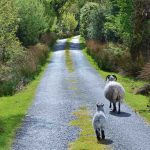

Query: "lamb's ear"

xmin=106 ymin=75 xmax=110 ymax=81
xmin=112 ymin=75 xmax=117 ymax=81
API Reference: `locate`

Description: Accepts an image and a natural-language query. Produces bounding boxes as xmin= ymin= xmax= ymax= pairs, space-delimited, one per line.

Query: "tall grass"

xmin=0 ymin=32 xmax=57 ymax=96
xmin=85 ymin=39 xmax=144 ymax=76
xmin=139 ymin=62 xmax=150 ymax=81
xmin=0 ymin=52 xmax=51 ymax=150
xmin=0 ymin=43 xmax=52 ymax=96
xmin=80 ymin=37 xmax=150 ymax=123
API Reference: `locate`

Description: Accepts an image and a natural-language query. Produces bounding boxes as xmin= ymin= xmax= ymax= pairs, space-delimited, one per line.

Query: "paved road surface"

xmin=13 ymin=36 xmax=150 ymax=150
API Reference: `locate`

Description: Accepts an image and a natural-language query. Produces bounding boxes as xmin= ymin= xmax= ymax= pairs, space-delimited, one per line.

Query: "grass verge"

xmin=0 ymin=52 xmax=52 ymax=150
xmin=69 ymin=106 xmax=107 ymax=150
xmin=65 ymin=38 xmax=74 ymax=73
xmin=80 ymin=37 xmax=150 ymax=123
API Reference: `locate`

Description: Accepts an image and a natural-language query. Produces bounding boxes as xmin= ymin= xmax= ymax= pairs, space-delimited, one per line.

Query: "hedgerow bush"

xmin=0 ymin=0 xmax=57 ymax=96
xmin=80 ymin=2 xmax=105 ymax=40
xmin=0 ymin=43 xmax=49 ymax=96
xmin=16 ymin=0 xmax=48 ymax=46
xmin=104 ymin=0 xmax=133 ymax=44
xmin=139 ymin=63 xmax=150 ymax=81
xmin=0 ymin=0 xmax=24 ymax=95
xmin=86 ymin=40 xmax=128 ymax=72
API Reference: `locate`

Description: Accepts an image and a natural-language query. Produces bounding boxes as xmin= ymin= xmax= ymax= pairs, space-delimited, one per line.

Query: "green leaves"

xmin=62 ymin=13 xmax=78 ymax=32
xmin=0 ymin=0 xmax=54 ymax=95
xmin=80 ymin=2 xmax=105 ymax=40
xmin=104 ymin=0 xmax=133 ymax=44
xmin=16 ymin=0 xmax=48 ymax=46
xmin=0 ymin=0 xmax=23 ymax=63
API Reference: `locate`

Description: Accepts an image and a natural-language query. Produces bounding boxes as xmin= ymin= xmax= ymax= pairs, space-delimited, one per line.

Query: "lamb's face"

xmin=106 ymin=75 xmax=117 ymax=82
xmin=96 ymin=103 xmax=104 ymax=112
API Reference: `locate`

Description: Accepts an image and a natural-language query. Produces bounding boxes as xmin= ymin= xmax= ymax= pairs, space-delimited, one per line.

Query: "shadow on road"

xmin=109 ymin=111 xmax=131 ymax=117
xmin=54 ymin=41 xmax=85 ymax=51
xmin=99 ymin=138 xmax=113 ymax=145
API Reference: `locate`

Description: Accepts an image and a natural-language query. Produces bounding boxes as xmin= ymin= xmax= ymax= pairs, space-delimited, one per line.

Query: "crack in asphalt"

xmin=12 ymin=36 xmax=150 ymax=150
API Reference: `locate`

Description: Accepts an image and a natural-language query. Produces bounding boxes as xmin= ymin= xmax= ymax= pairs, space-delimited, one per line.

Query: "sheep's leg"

xmin=113 ymin=103 xmax=116 ymax=112
xmin=101 ymin=130 xmax=105 ymax=140
xmin=95 ymin=129 xmax=100 ymax=141
xmin=118 ymin=101 xmax=121 ymax=114
xmin=109 ymin=102 xmax=112 ymax=108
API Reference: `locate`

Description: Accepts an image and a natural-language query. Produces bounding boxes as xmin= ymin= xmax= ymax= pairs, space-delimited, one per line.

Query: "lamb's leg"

xmin=101 ymin=130 xmax=105 ymax=140
xmin=113 ymin=103 xmax=116 ymax=112
xmin=95 ymin=129 xmax=100 ymax=141
xmin=109 ymin=102 xmax=112 ymax=108
xmin=118 ymin=101 xmax=121 ymax=114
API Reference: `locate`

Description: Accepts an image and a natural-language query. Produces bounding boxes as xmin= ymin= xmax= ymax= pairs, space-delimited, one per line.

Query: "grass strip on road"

xmin=65 ymin=38 xmax=74 ymax=73
xmin=69 ymin=106 xmax=107 ymax=150
xmin=0 ymin=52 xmax=52 ymax=150
xmin=80 ymin=37 xmax=150 ymax=123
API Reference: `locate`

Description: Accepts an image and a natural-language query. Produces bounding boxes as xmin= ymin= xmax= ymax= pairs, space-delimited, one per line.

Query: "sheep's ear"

xmin=112 ymin=75 xmax=117 ymax=81
xmin=106 ymin=75 xmax=110 ymax=81
xmin=101 ymin=103 xmax=104 ymax=107
xmin=96 ymin=103 xmax=100 ymax=107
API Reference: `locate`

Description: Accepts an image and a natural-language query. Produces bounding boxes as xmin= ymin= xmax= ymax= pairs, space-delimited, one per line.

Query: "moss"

xmin=69 ymin=106 xmax=107 ymax=150
xmin=65 ymin=38 xmax=74 ymax=73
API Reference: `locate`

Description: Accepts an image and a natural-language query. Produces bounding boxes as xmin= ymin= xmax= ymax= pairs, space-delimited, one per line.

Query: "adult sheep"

xmin=104 ymin=75 xmax=125 ymax=113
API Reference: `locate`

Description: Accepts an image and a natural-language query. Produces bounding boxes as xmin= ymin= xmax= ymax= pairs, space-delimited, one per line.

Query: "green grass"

xmin=80 ymin=37 xmax=150 ymax=123
xmin=65 ymin=38 xmax=74 ymax=73
xmin=69 ymin=106 xmax=107 ymax=150
xmin=0 ymin=52 xmax=52 ymax=150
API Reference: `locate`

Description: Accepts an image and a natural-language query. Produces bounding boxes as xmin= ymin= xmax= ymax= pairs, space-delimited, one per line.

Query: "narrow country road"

xmin=13 ymin=36 xmax=150 ymax=150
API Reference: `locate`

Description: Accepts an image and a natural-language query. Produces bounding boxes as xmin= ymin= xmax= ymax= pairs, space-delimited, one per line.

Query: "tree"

xmin=61 ymin=13 xmax=78 ymax=32
xmin=104 ymin=0 xmax=133 ymax=43
xmin=80 ymin=2 xmax=105 ymax=40
xmin=130 ymin=0 xmax=150 ymax=62
xmin=16 ymin=0 xmax=48 ymax=46
xmin=0 ymin=0 xmax=23 ymax=63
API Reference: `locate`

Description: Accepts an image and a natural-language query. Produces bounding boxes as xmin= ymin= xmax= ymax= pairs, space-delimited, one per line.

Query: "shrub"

xmin=104 ymin=0 xmax=133 ymax=44
xmin=61 ymin=13 xmax=78 ymax=33
xmin=40 ymin=32 xmax=57 ymax=46
xmin=0 ymin=0 xmax=24 ymax=63
xmin=0 ymin=0 xmax=25 ymax=95
xmin=80 ymin=2 xmax=105 ymax=40
xmin=16 ymin=0 xmax=48 ymax=46
xmin=138 ymin=63 xmax=150 ymax=81
xmin=0 ymin=43 xmax=49 ymax=96
xmin=86 ymin=40 xmax=127 ymax=72
xmin=20 ymin=44 xmax=49 ymax=79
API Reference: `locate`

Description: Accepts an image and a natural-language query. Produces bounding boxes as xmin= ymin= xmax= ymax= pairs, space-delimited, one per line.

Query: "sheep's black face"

xmin=96 ymin=103 xmax=104 ymax=112
xmin=106 ymin=74 xmax=117 ymax=81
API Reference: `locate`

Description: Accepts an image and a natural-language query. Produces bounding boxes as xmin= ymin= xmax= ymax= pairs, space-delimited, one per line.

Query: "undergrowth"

xmin=80 ymin=37 xmax=150 ymax=123
xmin=0 ymin=52 xmax=52 ymax=150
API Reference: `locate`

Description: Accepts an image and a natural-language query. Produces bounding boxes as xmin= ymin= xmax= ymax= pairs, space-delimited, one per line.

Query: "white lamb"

xmin=93 ymin=103 xmax=107 ymax=141
xmin=104 ymin=74 xmax=125 ymax=113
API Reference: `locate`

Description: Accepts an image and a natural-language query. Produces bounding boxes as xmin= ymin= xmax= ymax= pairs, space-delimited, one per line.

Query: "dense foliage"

xmin=16 ymin=0 xmax=48 ymax=46
xmin=61 ymin=13 xmax=78 ymax=33
xmin=104 ymin=0 xmax=133 ymax=44
xmin=0 ymin=0 xmax=150 ymax=95
xmin=80 ymin=2 xmax=105 ymax=40
xmin=0 ymin=0 xmax=57 ymax=96
xmin=79 ymin=0 xmax=150 ymax=77
xmin=0 ymin=0 xmax=24 ymax=95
